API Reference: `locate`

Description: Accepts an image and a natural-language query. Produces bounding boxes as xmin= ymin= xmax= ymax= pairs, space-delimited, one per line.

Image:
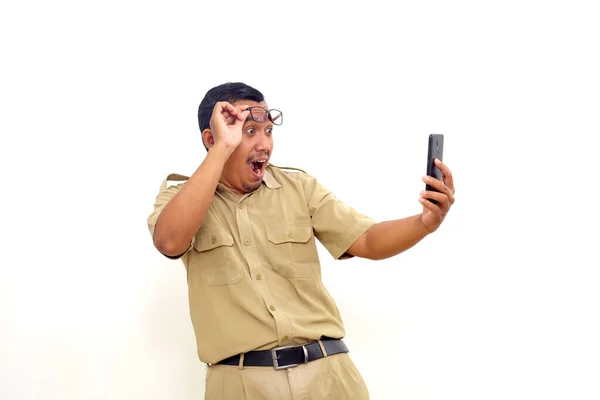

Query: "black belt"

xmin=216 ymin=338 xmax=348 ymax=370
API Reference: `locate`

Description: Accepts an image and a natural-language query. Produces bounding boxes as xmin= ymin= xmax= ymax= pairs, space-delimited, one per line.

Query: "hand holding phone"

xmin=425 ymin=134 xmax=444 ymax=204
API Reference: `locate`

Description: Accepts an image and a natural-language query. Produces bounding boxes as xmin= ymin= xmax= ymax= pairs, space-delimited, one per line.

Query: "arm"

xmin=347 ymin=159 xmax=456 ymax=260
xmin=152 ymin=146 xmax=229 ymax=257
xmin=347 ymin=215 xmax=431 ymax=260
xmin=152 ymin=102 xmax=250 ymax=257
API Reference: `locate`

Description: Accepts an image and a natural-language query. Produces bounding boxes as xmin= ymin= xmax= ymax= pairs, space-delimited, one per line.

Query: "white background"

xmin=1 ymin=0 xmax=599 ymax=399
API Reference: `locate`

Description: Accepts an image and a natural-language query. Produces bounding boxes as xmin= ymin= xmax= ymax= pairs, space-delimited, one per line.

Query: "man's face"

xmin=221 ymin=100 xmax=274 ymax=195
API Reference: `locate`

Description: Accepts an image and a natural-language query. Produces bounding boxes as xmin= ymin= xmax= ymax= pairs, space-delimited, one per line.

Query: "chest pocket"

xmin=265 ymin=220 xmax=317 ymax=277
xmin=192 ymin=225 xmax=242 ymax=286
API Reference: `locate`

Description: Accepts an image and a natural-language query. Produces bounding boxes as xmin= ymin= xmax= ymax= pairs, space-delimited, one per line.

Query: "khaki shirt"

xmin=147 ymin=165 xmax=376 ymax=364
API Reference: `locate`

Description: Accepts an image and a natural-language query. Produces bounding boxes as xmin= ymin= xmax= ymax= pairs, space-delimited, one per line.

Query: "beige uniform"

xmin=147 ymin=165 xmax=376 ymax=399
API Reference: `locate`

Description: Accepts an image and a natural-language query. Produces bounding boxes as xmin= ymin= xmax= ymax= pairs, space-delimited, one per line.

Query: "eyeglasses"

xmin=246 ymin=106 xmax=283 ymax=125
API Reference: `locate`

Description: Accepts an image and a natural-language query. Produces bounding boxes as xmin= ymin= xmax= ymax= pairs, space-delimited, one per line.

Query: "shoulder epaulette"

xmin=161 ymin=173 xmax=190 ymax=191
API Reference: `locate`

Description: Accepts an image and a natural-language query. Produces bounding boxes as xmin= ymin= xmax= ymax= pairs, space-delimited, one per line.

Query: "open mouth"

xmin=248 ymin=160 xmax=267 ymax=179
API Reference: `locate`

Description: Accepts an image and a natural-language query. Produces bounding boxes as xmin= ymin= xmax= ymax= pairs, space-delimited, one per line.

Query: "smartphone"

xmin=425 ymin=133 xmax=444 ymax=204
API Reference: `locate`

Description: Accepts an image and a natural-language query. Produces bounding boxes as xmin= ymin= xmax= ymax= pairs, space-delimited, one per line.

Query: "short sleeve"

xmin=147 ymin=174 xmax=195 ymax=256
xmin=300 ymin=173 xmax=377 ymax=260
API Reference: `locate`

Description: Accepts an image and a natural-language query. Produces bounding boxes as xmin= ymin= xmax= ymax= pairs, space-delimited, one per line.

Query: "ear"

xmin=202 ymin=129 xmax=214 ymax=149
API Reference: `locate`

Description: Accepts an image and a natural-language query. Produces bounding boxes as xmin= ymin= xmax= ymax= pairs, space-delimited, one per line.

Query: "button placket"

xmin=235 ymin=192 xmax=292 ymax=343
xmin=236 ymin=196 xmax=263 ymax=284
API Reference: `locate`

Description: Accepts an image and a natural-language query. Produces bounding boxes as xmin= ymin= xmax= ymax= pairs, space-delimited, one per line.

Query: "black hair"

xmin=198 ymin=82 xmax=265 ymax=150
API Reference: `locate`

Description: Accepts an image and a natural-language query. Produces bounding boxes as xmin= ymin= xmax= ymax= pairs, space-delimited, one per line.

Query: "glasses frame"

xmin=246 ymin=106 xmax=283 ymax=125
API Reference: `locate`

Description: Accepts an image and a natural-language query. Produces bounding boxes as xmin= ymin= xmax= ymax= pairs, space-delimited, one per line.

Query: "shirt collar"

xmin=262 ymin=166 xmax=282 ymax=189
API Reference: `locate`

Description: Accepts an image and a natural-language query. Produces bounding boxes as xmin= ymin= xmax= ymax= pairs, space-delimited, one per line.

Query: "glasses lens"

xmin=249 ymin=107 xmax=268 ymax=123
xmin=268 ymin=109 xmax=282 ymax=125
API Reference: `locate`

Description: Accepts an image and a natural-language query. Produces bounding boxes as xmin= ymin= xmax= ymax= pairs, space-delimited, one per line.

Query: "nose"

xmin=255 ymin=130 xmax=272 ymax=152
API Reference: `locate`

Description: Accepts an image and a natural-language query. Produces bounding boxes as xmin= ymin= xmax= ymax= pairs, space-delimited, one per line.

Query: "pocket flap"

xmin=193 ymin=225 xmax=234 ymax=252
xmin=265 ymin=220 xmax=312 ymax=244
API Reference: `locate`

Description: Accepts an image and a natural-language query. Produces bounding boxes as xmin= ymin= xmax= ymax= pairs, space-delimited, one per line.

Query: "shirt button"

xmin=238 ymin=203 xmax=244 ymax=209
xmin=244 ymin=238 xmax=251 ymax=246
xmin=281 ymin=336 xmax=288 ymax=342
xmin=256 ymin=274 xmax=262 ymax=281
xmin=269 ymin=305 xmax=276 ymax=311
xmin=210 ymin=236 xmax=217 ymax=244
xmin=287 ymin=231 xmax=294 ymax=239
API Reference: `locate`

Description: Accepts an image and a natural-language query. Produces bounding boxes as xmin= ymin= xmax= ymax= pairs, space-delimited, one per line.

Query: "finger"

xmin=233 ymin=110 xmax=250 ymax=127
xmin=236 ymin=104 xmax=250 ymax=121
xmin=422 ymin=175 xmax=445 ymax=192
xmin=214 ymin=102 xmax=243 ymax=126
xmin=422 ymin=175 xmax=455 ymax=206
xmin=216 ymin=110 xmax=235 ymax=126
xmin=224 ymin=114 xmax=237 ymax=125
xmin=214 ymin=101 xmax=232 ymax=112
xmin=435 ymin=159 xmax=455 ymax=194
xmin=420 ymin=190 xmax=450 ymax=211
xmin=215 ymin=101 xmax=239 ymax=118
xmin=419 ymin=196 xmax=442 ymax=213
xmin=445 ymin=187 xmax=455 ymax=205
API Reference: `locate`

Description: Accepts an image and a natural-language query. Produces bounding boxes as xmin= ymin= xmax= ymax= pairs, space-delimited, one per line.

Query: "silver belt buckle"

xmin=271 ymin=344 xmax=309 ymax=370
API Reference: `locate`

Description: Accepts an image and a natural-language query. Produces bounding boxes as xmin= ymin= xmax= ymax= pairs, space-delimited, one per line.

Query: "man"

xmin=147 ymin=82 xmax=455 ymax=399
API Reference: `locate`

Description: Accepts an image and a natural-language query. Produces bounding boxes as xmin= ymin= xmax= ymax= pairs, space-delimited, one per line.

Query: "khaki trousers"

xmin=205 ymin=353 xmax=369 ymax=400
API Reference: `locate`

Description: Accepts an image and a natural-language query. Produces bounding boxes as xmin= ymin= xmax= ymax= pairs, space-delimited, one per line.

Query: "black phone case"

xmin=426 ymin=134 xmax=444 ymax=204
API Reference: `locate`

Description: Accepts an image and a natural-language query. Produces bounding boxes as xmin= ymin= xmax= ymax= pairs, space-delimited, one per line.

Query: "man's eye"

xmin=266 ymin=128 xmax=273 ymax=135
xmin=246 ymin=128 xmax=255 ymax=134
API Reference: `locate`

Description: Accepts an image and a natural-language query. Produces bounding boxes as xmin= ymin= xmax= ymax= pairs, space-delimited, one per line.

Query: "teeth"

xmin=249 ymin=160 xmax=266 ymax=174
xmin=250 ymin=161 xmax=264 ymax=174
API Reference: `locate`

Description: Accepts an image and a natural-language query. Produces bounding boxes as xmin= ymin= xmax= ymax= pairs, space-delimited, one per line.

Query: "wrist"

xmin=417 ymin=214 xmax=436 ymax=235
xmin=209 ymin=143 xmax=235 ymax=161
